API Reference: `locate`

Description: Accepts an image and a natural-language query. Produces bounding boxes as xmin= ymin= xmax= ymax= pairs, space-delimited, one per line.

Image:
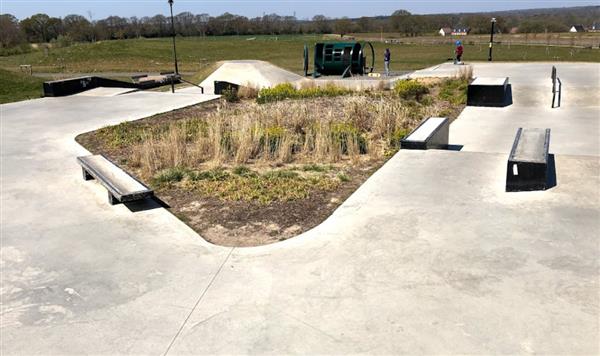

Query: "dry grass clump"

xmin=126 ymin=94 xmax=440 ymax=179
xmin=457 ymin=65 xmax=473 ymax=81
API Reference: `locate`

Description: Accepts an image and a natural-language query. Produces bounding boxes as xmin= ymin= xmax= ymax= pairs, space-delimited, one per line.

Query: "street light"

xmin=168 ymin=0 xmax=179 ymax=93
xmin=488 ymin=17 xmax=497 ymax=62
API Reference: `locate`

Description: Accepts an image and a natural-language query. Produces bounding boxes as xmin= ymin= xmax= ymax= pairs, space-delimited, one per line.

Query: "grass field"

xmin=1 ymin=34 xmax=599 ymax=104
xmin=351 ymin=32 xmax=600 ymax=48
xmin=1 ymin=34 xmax=599 ymax=75
xmin=0 ymin=69 xmax=46 ymax=104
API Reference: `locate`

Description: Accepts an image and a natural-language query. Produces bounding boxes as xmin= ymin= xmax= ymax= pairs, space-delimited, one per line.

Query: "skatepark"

xmin=1 ymin=62 xmax=599 ymax=354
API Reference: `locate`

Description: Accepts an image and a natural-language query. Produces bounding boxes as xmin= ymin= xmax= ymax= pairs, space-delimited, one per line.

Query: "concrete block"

xmin=506 ymin=128 xmax=552 ymax=192
xmin=467 ymin=77 xmax=512 ymax=107
xmin=401 ymin=117 xmax=449 ymax=150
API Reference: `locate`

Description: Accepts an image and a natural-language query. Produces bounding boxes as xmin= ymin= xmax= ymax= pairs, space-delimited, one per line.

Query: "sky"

xmin=1 ymin=0 xmax=598 ymax=20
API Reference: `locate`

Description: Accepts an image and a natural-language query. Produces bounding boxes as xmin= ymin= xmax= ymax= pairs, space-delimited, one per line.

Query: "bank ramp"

xmin=199 ymin=60 xmax=307 ymax=94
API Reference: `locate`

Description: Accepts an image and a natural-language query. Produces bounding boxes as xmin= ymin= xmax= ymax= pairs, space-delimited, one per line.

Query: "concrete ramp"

xmin=199 ymin=60 xmax=307 ymax=94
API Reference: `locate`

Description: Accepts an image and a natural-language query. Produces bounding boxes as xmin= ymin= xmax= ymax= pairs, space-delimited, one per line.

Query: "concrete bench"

xmin=467 ymin=77 xmax=512 ymax=107
xmin=506 ymin=128 xmax=551 ymax=192
xmin=400 ymin=117 xmax=449 ymax=150
xmin=77 ymin=154 xmax=154 ymax=205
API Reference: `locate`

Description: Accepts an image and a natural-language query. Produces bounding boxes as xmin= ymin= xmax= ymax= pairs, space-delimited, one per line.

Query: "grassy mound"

xmin=0 ymin=69 xmax=45 ymax=104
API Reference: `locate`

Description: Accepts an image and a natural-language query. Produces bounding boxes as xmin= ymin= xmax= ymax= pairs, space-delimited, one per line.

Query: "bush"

xmin=438 ymin=78 xmax=469 ymax=105
xmin=153 ymin=166 xmax=188 ymax=184
xmin=189 ymin=168 xmax=230 ymax=181
xmin=221 ymin=87 xmax=239 ymax=102
xmin=257 ymin=83 xmax=352 ymax=104
xmin=50 ymin=35 xmax=73 ymax=48
xmin=337 ymin=171 xmax=350 ymax=182
xmin=394 ymin=80 xmax=429 ymax=102
xmin=302 ymin=164 xmax=330 ymax=172
xmin=0 ymin=43 xmax=32 ymax=56
xmin=232 ymin=166 xmax=257 ymax=177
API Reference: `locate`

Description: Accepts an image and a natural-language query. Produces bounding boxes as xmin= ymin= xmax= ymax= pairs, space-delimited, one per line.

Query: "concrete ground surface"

xmin=1 ymin=62 xmax=599 ymax=354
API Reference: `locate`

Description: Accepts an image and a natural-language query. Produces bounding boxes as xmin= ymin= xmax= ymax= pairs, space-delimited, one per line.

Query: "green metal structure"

xmin=303 ymin=42 xmax=375 ymax=78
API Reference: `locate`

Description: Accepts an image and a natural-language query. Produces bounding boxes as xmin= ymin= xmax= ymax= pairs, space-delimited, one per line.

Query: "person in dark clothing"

xmin=455 ymin=40 xmax=464 ymax=64
xmin=384 ymin=48 xmax=391 ymax=76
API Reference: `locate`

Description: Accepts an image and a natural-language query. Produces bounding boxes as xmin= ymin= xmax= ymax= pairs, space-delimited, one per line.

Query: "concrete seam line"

xmin=163 ymin=247 xmax=235 ymax=355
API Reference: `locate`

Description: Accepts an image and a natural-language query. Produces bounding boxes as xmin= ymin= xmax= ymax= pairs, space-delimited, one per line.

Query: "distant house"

xmin=590 ymin=23 xmax=600 ymax=33
xmin=439 ymin=27 xmax=452 ymax=36
xmin=451 ymin=27 xmax=470 ymax=36
xmin=509 ymin=27 xmax=519 ymax=34
xmin=569 ymin=25 xmax=586 ymax=33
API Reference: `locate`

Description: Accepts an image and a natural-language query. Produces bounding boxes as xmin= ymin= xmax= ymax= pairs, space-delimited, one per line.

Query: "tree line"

xmin=1 ymin=6 xmax=598 ymax=50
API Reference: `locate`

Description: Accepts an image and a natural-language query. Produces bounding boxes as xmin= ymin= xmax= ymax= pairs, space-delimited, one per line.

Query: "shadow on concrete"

xmin=446 ymin=144 xmax=464 ymax=151
xmin=546 ymin=154 xmax=557 ymax=190
xmin=124 ymin=196 xmax=170 ymax=212
xmin=503 ymin=84 xmax=514 ymax=107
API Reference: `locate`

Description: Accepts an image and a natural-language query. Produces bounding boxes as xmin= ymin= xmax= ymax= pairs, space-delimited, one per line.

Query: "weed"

xmin=221 ymin=87 xmax=239 ymax=102
xmin=394 ymin=79 xmax=430 ymax=102
xmin=98 ymin=121 xmax=145 ymax=148
xmin=439 ymin=78 xmax=469 ymax=105
xmin=263 ymin=169 xmax=299 ymax=179
xmin=302 ymin=164 xmax=331 ymax=172
xmin=232 ymin=165 xmax=257 ymax=177
xmin=257 ymin=82 xmax=353 ymax=104
xmin=189 ymin=168 xmax=230 ymax=181
xmin=337 ymin=171 xmax=351 ymax=182
xmin=153 ymin=166 xmax=188 ymax=184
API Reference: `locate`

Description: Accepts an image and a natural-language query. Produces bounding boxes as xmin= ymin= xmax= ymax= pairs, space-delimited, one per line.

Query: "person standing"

xmin=384 ymin=48 xmax=391 ymax=76
xmin=455 ymin=41 xmax=464 ymax=64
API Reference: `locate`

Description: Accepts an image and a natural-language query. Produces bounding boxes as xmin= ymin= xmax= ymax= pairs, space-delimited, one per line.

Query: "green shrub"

xmin=263 ymin=169 xmax=299 ymax=179
xmin=331 ymin=122 xmax=367 ymax=154
xmin=439 ymin=78 xmax=469 ymax=105
xmin=390 ymin=128 xmax=409 ymax=147
xmin=221 ymin=87 xmax=239 ymax=102
xmin=257 ymin=83 xmax=352 ymax=104
xmin=153 ymin=167 xmax=188 ymax=184
xmin=50 ymin=35 xmax=73 ymax=48
xmin=0 ymin=43 xmax=32 ymax=56
xmin=232 ymin=166 xmax=257 ymax=177
xmin=337 ymin=171 xmax=350 ymax=182
xmin=302 ymin=164 xmax=331 ymax=172
xmin=394 ymin=80 xmax=429 ymax=101
xmin=189 ymin=168 xmax=230 ymax=181
xmin=258 ymin=125 xmax=286 ymax=154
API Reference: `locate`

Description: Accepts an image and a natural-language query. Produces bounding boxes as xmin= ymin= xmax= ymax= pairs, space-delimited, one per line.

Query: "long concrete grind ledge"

xmin=1 ymin=62 xmax=599 ymax=354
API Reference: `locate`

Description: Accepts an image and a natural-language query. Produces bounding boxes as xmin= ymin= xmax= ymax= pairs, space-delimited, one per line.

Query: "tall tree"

xmin=334 ymin=17 xmax=354 ymax=37
xmin=0 ymin=14 xmax=26 ymax=47
xmin=63 ymin=14 xmax=92 ymax=41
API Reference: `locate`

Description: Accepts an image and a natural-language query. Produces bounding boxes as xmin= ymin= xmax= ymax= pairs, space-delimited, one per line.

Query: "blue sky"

xmin=1 ymin=0 xmax=598 ymax=20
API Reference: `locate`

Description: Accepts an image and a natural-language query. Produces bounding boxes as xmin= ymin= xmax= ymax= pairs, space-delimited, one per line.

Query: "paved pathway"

xmin=1 ymin=63 xmax=598 ymax=354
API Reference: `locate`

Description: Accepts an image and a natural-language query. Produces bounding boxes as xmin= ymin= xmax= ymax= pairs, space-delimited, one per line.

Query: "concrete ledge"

xmin=467 ymin=76 xmax=512 ymax=107
xmin=43 ymin=76 xmax=139 ymax=97
xmin=400 ymin=117 xmax=449 ymax=150
xmin=506 ymin=128 xmax=552 ymax=192
xmin=77 ymin=154 xmax=154 ymax=205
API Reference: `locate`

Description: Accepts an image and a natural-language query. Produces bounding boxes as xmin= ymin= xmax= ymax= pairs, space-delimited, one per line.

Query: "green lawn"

xmin=1 ymin=35 xmax=598 ymax=76
xmin=0 ymin=35 xmax=598 ymax=104
xmin=0 ymin=69 xmax=45 ymax=104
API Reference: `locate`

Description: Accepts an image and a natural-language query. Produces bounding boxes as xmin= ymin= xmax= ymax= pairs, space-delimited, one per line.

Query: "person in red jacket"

xmin=455 ymin=40 xmax=464 ymax=64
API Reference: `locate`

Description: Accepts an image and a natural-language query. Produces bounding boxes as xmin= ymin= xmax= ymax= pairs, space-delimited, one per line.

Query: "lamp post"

xmin=488 ymin=17 xmax=497 ymax=62
xmin=168 ymin=0 xmax=178 ymax=93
